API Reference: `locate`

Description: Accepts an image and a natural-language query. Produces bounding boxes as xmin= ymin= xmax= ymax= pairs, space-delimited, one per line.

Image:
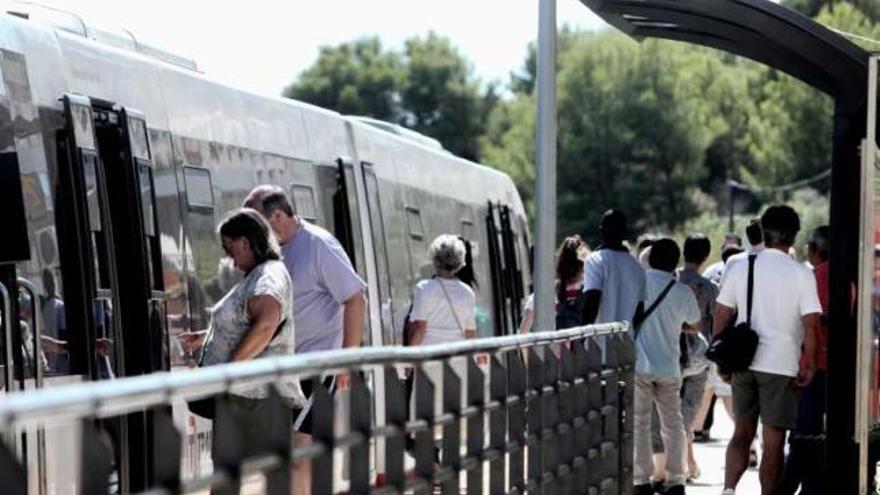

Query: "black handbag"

xmin=706 ymin=254 xmax=759 ymax=374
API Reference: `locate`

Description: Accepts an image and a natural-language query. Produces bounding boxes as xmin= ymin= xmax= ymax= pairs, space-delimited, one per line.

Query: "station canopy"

xmin=578 ymin=0 xmax=868 ymax=98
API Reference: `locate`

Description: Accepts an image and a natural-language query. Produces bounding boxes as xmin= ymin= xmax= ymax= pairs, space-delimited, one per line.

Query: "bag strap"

xmin=438 ymin=279 xmax=467 ymax=336
xmin=746 ymin=254 xmax=756 ymax=326
xmin=634 ymin=279 xmax=676 ymax=337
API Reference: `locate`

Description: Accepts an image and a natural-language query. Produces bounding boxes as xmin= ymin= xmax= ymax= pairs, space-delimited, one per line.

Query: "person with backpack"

xmin=633 ymin=238 xmax=702 ymax=495
xmin=518 ymin=235 xmax=589 ymax=333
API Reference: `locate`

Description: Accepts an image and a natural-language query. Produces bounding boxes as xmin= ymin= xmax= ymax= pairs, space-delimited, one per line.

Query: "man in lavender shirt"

xmin=244 ymin=184 xmax=366 ymax=494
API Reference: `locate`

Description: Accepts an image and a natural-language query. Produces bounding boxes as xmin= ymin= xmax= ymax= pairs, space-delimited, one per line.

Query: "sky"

xmin=18 ymin=0 xmax=609 ymax=97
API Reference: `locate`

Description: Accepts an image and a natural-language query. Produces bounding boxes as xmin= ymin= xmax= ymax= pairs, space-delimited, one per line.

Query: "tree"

xmin=783 ymin=0 xmax=880 ymax=23
xmin=284 ymin=37 xmax=402 ymax=121
xmin=284 ymin=33 xmax=495 ymax=160
xmin=399 ymin=32 xmax=494 ymax=160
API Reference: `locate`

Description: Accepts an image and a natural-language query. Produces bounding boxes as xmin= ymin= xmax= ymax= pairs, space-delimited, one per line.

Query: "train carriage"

xmin=0 ymin=6 xmax=530 ymax=492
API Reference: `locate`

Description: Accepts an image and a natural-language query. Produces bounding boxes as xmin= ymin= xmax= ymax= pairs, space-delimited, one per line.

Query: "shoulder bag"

xmin=633 ymin=279 xmax=676 ymax=339
xmin=706 ymin=254 xmax=759 ymax=374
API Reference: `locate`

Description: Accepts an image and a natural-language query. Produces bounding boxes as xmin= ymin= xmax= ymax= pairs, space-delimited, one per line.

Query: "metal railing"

xmin=0 ymin=322 xmax=633 ymax=495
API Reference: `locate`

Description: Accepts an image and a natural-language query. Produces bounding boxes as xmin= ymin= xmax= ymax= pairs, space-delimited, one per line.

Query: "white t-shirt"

xmin=582 ymin=248 xmax=646 ymax=324
xmin=716 ymin=248 xmax=822 ymax=377
xmin=411 ymin=277 xmax=477 ymax=345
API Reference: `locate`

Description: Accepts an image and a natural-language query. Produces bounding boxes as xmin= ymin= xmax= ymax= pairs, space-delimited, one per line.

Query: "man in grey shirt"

xmin=244 ymin=185 xmax=366 ymax=494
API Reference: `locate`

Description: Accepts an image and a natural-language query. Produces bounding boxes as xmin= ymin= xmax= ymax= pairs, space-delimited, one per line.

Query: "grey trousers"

xmin=634 ymin=372 xmax=687 ymax=486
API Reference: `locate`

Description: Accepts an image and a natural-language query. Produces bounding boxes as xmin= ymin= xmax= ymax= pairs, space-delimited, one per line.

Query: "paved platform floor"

xmin=687 ymin=401 xmax=760 ymax=495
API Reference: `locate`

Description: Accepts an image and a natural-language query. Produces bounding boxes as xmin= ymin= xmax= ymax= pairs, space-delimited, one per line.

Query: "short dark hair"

xmin=723 ymin=234 xmax=742 ymax=250
xmin=746 ymin=217 xmax=763 ymax=246
xmin=218 ymin=208 xmax=281 ymax=267
xmin=683 ymin=234 xmax=711 ymax=264
xmin=760 ymin=204 xmax=801 ymax=247
xmin=600 ymin=209 xmax=628 ymax=243
xmin=637 ymin=233 xmax=658 ymax=252
xmin=648 ymin=238 xmax=680 ymax=272
xmin=808 ymin=225 xmax=830 ymax=261
xmin=722 ymin=246 xmax=744 ymax=263
xmin=244 ymin=184 xmax=294 ymax=217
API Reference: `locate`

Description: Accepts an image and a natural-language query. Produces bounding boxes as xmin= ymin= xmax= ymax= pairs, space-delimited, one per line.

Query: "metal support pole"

xmin=727 ymin=180 xmax=735 ymax=233
xmin=534 ymin=0 xmax=557 ymax=333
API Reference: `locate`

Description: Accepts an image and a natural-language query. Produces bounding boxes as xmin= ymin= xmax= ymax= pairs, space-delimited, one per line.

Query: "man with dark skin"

xmin=715 ymin=205 xmax=820 ymax=495
xmin=580 ymin=209 xmax=645 ymax=327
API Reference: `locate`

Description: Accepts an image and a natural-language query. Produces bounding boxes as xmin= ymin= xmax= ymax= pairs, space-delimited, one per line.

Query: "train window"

xmin=138 ymin=164 xmax=156 ymax=237
xmin=405 ymin=207 xmax=424 ymax=240
xmin=82 ymin=154 xmax=102 ymax=231
xmin=183 ymin=166 xmax=214 ymax=210
xmin=461 ymin=219 xmax=475 ymax=240
xmin=127 ymin=116 xmax=150 ymax=161
xmin=290 ymin=184 xmax=318 ymax=223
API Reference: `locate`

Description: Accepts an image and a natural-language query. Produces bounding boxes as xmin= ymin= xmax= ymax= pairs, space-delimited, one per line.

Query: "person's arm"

xmin=409 ymin=320 xmax=428 ymax=346
xmin=342 ymin=291 xmax=366 ymax=348
xmin=519 ymin=309 xmax=534 ymax=334
xmin=232 ymin=295 xmax=282 ymax=362
xmin=713 ymin=303 xmax=735 ymax=336
xmin=581 ymin=290 xmax=602 ymax=325
xmin=797 ymin=313 xmax=820 ymax=387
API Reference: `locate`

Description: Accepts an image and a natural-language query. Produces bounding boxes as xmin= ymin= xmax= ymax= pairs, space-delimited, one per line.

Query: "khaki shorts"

xmin=732 ymin=370 xmax=798 ymax=429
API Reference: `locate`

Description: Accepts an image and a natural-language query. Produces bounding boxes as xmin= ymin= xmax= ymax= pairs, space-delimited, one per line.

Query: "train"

xmin=0 ymin=4 xmax=531 ymax=493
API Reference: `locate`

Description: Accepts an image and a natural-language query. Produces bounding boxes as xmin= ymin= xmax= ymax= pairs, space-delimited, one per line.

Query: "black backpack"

xmin=556 ymin=291 xmax=587 ymax=329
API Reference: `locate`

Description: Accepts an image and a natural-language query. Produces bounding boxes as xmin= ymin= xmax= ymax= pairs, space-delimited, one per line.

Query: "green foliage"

xmin=284 ymin=32 xmax=494 ymax=160
xmin=283 ymin=37 xmax=401 ymax=121
xmin=284 ymin=3 xmax=872 ymax=243
xmin=399 ymin=33 xmax=492 ymax=160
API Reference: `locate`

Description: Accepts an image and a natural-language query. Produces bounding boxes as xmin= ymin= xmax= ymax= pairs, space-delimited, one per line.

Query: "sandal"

xmin=687 ymin=466 xmax=701 ymax=482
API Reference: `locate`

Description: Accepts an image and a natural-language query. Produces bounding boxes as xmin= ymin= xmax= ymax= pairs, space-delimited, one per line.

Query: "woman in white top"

xmin=409 ymin=235 xmax=477 ymax=345
xmin=408 ymin=235 xmax=476 ymax=427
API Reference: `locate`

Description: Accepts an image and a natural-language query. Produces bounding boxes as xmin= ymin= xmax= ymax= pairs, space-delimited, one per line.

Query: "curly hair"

xmin=429 ymin=234 xmax=466 ymax=274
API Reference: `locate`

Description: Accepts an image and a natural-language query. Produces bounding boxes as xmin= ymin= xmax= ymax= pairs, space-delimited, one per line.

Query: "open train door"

xmin=54 ymin=94 xmax=168 ymax=493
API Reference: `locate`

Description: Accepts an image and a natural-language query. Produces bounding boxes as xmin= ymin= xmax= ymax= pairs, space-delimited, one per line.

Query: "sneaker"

xmin=721 ymin=490 xmax=735 ymax=495
xmin=665 ymin=485 xmax=685 ymax=495
xmin=634 ymin=483 xmax=654 ymax=495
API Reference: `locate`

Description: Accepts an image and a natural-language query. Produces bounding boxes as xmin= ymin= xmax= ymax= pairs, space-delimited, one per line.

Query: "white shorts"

xmin=707 ymin=363 xmax=732 ymax=397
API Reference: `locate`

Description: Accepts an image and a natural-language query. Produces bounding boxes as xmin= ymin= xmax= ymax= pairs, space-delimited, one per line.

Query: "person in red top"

xmin=779 ymin=225 xmax=829 ymax=495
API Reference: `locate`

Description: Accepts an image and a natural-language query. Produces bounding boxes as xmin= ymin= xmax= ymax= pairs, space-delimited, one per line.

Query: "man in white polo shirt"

xmin=714 ymin=204 xmax=820 ymax=495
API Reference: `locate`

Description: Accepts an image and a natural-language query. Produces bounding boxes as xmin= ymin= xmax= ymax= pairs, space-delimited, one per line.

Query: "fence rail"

xmin=0 ymin=322 xmax=633 ymax=495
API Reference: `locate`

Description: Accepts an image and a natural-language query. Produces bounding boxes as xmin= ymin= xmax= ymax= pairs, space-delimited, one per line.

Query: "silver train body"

xmin=0 ymin=8 xmax=530 ymax=493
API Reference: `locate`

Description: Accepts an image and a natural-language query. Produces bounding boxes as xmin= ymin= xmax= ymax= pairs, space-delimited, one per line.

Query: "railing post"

xmin=310 ymin=379 xmax=335 ymax=495
xmin=0 ymin=439 xmax=25 ymax=495
xmin=150 ymin=408 xmax=182 ymax=494
xmin=571 ymin=337 xmax=591 ymax=493
xmin=414 ymin=365 xmax=435 ymax=493
xmin=349 ymin=373 xmax=372 ymax=494
xmin=489 ymin=353 xmax=508 ymax=494
xmin=80 ymin=420 xmax=114 ymax=495
xmin=383 ymin=366 xmax=406 ymax=490
xmin=466 ymin=357 xmax=485 ymax=495
xmin=543 ymin=345 xmax=560 ymax=493
xmin=586 ymin=336 xmax=604 ymax=492
xmin=508 ymin=349 xmax=527 ymax=493
xmin=442 ymin=359 xmax=462 ymax=495
xmin=618 ymin=332 xmax=635 ymax=495
xmin=558 ymin=342 xmax=576 ymax=494
xmin=601 ymin=334 xmax=621 ymax=494
xmin=527 ymin=347 xmax=545 ymax=494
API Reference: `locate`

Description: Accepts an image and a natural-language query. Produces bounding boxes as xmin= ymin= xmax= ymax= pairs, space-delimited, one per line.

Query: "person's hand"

xmin=796 ymin=363 xmax=816 ymax=388
xmin=720 ymin=372 xmax=732 ymax=384
xmin=95 ymin=338 xmax=113 ymax=357
xmin=178 ymin=332 xmax=206 ymax=354
xmin=336 ymin=372 xmax=351 ymax=391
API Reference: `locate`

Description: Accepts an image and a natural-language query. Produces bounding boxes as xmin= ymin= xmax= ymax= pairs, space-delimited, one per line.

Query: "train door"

xmin=55 ymin=94 xmax=166 ymax=492
xmin=485 ymin=202 xmax=525 ymax=335
xmin=362 ymin=163 xmax=395 ymax=344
